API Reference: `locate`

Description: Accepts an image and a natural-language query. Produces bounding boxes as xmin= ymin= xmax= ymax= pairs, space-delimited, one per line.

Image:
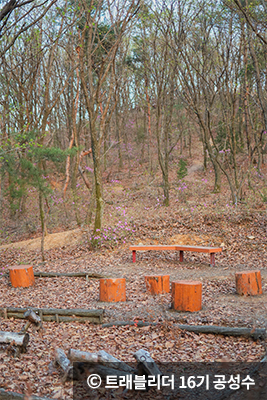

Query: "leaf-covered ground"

xmin=0 ymin=145 xmax=267 ymax=398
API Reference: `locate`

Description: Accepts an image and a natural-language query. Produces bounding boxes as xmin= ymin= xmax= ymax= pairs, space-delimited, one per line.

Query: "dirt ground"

xmin=1 ymin=143 xmax=267 ymax=398
xmin=1 ymin=240 xmax=267 ymax=399
xmin=1 ymin=225 xmax=266 ymax=328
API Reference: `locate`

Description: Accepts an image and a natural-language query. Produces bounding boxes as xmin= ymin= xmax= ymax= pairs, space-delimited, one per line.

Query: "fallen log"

xmin=3 ymin=271 xmax=107 ymax=279
xmin=2 ymin=307 xmax=103 ymax=317
xmin=102 ymin=321 xmax=157 ymax=328
xmin=33 ymin=272 xmax=107 ymax=279
xmin=68 ymin=349 xmax=135 ymax=373
xmin=102 ymin=321 xmax=266 ymax=340
xmin=134 ymin=349 xmax=162 ymax=377
xmin=24 ymin=309 xmax=43 ymax=329
xmin=0 ymin=331 xmax=29 ymax=352
xmin=0 ymin=388 xmax=52 ymax=400
xmin=174 ymin=324 xmax=266 ymax=340
xmin=54 ymin=348 xmax=73 ymax=381
xmin=56 ymin=350 xmax=133 ymax=382
xmin=6 ymin=314 xmax=101 ymax=324
xmin=0 ymin=307 xmax=104 ymax=324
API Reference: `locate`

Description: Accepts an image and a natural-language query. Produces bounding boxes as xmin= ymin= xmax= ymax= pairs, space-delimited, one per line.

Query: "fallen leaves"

xmin=0 ymin=163 xmax=266 ymax=399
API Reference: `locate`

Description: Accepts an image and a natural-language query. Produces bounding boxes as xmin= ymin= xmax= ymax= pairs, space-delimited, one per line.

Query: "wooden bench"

xmin=129 ymin=245 xmax=222 ymax=266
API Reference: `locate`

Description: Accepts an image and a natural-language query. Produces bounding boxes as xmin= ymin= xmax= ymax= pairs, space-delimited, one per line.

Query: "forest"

xmin=0 ymin=0 xmax=267 ymax=399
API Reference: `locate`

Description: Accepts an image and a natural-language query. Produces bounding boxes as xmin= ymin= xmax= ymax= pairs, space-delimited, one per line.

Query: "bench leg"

xmin=132 ymin=250 xmax=136 ymax=263
xmin=179 ymin=250 xmax=184 ymax=262
xmin=210 ymin=253 xmax=215 ymax=267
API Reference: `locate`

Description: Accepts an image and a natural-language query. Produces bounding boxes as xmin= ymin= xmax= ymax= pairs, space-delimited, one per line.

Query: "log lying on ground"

xmin=0 ymin=307 xmax=104 ymax=324
xmin=24 ymin=309 xmax=43 ymax=329
xmin=134 ymin=349 xmax=162 ymax=376
xmin=68 ymin=349 xmax=98 ymax=363
xmin=0 ymin=388 xmax=52 ymax=400
xmin=11 ymin=314 xmax=102 ymax=324
xmin=54 ymin=348 xmax=73 ymax=381
xmin=20 ymin=309 xmax=43 ymax=333
xmin=102 ymin=321 xmax=157 ymax=328
xmin=102 ymin=321 xmax=266 ymax=340
xmin=3 ymin=271 xmax=108 ymax=279
xmin=0 ymin=331 xmax=29 ymax=352
xmin=33 ymin=272 xmax=108 ymax=279
xmin=68 ymin=349 xmax=135 ymax=373
xmin=174 ymin=324 xmax=266 ymax=340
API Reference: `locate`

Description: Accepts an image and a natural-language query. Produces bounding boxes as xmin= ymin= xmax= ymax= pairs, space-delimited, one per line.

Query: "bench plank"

xmin=130 ymin=245 xmax=222 ymax=266
xmin=175 ymin=245 xmax=221 ymax=253
xmin=130 ymin=245 xmax=177 ymax=251
xmin=130 ymin=245 xmax=221 ymax=253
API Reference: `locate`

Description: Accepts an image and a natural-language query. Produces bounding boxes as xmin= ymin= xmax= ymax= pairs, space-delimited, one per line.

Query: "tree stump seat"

xmin=9 ymin=265 xmax=35 ymax=288
xmin=99 ymin=278 xmax=126 ymax=302
xmin=235 ymin=270 xmax=262 ymax=296
xmin=171 ymin=280 xmax=202 ymax=312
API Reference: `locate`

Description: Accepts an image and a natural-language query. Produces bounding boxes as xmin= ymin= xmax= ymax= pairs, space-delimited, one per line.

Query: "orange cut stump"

xmin=235 ymin=270 xmax=262 ymax=296
xmin=9 ymin=265 xmax=35 ymax=288
xmin=99 ymin=278 xmax=126 ymax=302
xmin=171 ymin=280 xmax=202 ymax=312
xmin=145 ymin=275 xmax=170 ymax=294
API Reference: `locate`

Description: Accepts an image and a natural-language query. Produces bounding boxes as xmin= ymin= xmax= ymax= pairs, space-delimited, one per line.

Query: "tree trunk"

xmin=71 ymin=154 xmax=81 ymax=226
xmin=39 ymin=190 xmax=45 ymax=261
xmin=92 ymin=138 xmax=104 ymax=235
xmin=115 ymin=103 xmax=123 ymax=170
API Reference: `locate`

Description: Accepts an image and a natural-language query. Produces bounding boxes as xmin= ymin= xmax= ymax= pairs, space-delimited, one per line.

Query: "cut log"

xmin=4 ymin=271 xmax=108 ymax=279
xmin=68 ymin=349 xmax=134 ymax=372
xmin=99 ymin=278 xmax=126 ymax=302
xmin=0 ymin=307 xmax=104 ymax=324
xmin=101 ymin=321 xmax=266 ymax=340
xmin=145 ymin=275 xmax=170 ymax=294
xmin=235 ymin=270 xmax=262 ymax=296
xmin=33 ymin=271 xmax=107 ymax=279
xmin=174 ymin=324 xmax=266 ymax=340
xmin=8 ymin=265 xmax=35 ymax=288
xmin=54 ymin=348 xmax=73 ymax=381
xmin=134 ymin=349 xmax=162 ymax=376
xmin=0 ymin=331 xmax=29 ymax=351
xmin=24 ymin=309 xmax=43 ymax=329
xmin=4 ymin=314 xmax=101 ymax=324
xmin=2 ymin=307 xmax=103 ymax=317
xmin=68 ymin=349 xmax=98 ymax=363
xmin=102 ymin=321 xmax=157 ymax=328
xmin=171 ymin=280 xmax=202 ymax=312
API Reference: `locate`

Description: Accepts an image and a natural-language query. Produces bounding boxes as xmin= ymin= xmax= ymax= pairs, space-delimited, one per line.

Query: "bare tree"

xmin=78 ymin=0 xmax=140 ymax=235
xmin=0 ymin=0 xmax=57 ymax=56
